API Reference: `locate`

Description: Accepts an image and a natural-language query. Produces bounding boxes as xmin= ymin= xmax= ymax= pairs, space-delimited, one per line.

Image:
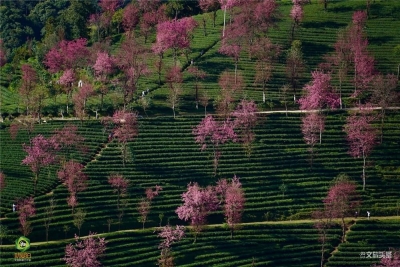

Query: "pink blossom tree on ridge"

xmin=176 ymin=182 xmax=218 ymax=242
xmin=22 ymin=135 xmax=59 ymax=194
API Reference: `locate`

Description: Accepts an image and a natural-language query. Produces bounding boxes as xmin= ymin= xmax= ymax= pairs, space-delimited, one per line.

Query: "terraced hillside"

xmin=1 ymin=110 xmax=400 ymax=266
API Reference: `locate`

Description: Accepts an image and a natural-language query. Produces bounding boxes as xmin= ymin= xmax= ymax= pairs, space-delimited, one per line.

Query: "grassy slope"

xmin=1 ymin=1 xmax=400 ymax=116
xmin=0 ymin=111 xmax=400 ymax=266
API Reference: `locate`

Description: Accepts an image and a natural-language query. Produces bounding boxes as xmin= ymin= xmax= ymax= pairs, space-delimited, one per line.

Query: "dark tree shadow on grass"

xmin=301 ymin=21 xmax=347 ymax=29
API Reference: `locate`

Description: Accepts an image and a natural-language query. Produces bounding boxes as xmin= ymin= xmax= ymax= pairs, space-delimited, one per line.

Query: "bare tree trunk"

xmin=33 ymin=173 xmax=38 ymax=195
xmin=310 ymin=147 xmax=314 ymax=170
xmin=291 ymin=23 xmax=295 ymax=42
xmin=213 ymin=11 xmax=217 ymax=27
xmin=380 ymin=109 xmax=385 ymax=143
xmin=320 ymin=238 xmax=325 ymax=267
xmin=222 ymin=6 xmax=227 ymax=37
xmin=320 ymin=127 xmax=322 ymax=144
xmin=202 ymin=17 xmax=207 ymax=36
xmin=262 ymin=82 xmax=266 ymax=103
xmin=195 ymin=80 xmax=199 ymax=109
xmin=339 ymin=76 xmax=343 ymax=109
xmin=341 ymin=217 xmax=345 ymax=242
xmin=234 ymin=61 xmax=238 ymax=84
xmin=173 ymin=48 xmax=177 ymax=66
xmin=362 ymin=151 xmax=366 ymax=191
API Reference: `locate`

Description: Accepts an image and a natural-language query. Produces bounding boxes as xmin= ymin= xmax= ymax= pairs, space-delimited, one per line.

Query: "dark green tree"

xmin=58 ymin=0 xmax=96 ymax=39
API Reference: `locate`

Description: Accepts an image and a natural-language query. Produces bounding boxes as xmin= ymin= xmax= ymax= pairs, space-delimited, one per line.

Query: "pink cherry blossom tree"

xmin=113 ymin=110 xmax=138 ymax=164
xmin=219 ymin=41 xmax=241 ymax=82
xmin=286 ymin=40 xmax=305 ymax=100
xmin=52 ymin=124 xmax=86 ymax=161
xmin=93 ymin=51 xmax=114 ymax=109
xmin=122 ymin=3 xmax=139 ymax=34
xmin=290 ymin=1 xmax=304 ymax=41
xmin=158 ymin=225 xmax=185 ymax=250
xmin=219 ymin=0 xmax=240 ymax=37
xmin=115 ymin=37 xmax=150 ymax=109
xmin=193 ymin=115 xmax=236 ymax=175
xmin=187 ymin=66 xmax=207 ymax=109
xmin=298 ymin=71 xmax=340 ymax=111
xmin=216 ymin=71 xmax=244 ymax=118
xmin=215 ymin=178 xmax=229 ymax=202
xmin=43 ymin=38 xmax=90 ymax=113
xmin=58 ymin=160 xmax=88 ymax=214
xmin=251 ymin=37 xmax=281 ymax=103
xmin=232 ymin=100 xmax=258 ymax=156
xmin=247 ymin=0 xmax=280 ymax=37
xmin=324 ymin=177 xmax=360 ymax=242
xmin=370 ymin=73 xmax=399 ymax=141
xmin=108 ymin=174 xmax=129 ymax=211
xmin=298 ymin=70 xmax=337 ymax=161
xmin=199 ymin=0 xmax=219 ymax=17
xmin=44 ymin=38 xmax=89 ymax=74
xmin=67 ymin=195 xmax=78 ymax=216
xmin=146 ymin=185 xmax=163 ymax=201
xmin=98 ymin=0 xmax=121 ymax=37
xmin=93 ymin=52 xmax=114 ymax=78
xmin=138 ymin=0 xmax=161 ymax=13
xmin=73 ymin=83 xmax=95 ymax=122
xmin=326 ymin=29 xmax=352 ymax=109
xmin=137 ymin=199 xmax=150 ymax=230
xmin=108 ymin=174 xmax=130 ymax=229
xmin=63 ymin=232 xmax=107 ymax=267
xmin=312 ymin=208 xmax=333 ymax=267
xmin=301 ymin=113 xmax=325 ymax=168
xmin=22 ymin=135 xmax=60 ymax=194
xmin=58 ymin=69 xmax=76 ymax=114
xmin=223 ymin=176 xmax=245 ymax=238
xmin=16 ymin=197 xmax=35 ymax=236
xmin=140 ymin=4 xmax=166 ymax=44
xmin=19 ymin=64 xmax=38 ymax=115
xmin=166 ymin=66 xmax=183 ymax=118
xmin=199 ymin=0 xmax=220 ymax=35
xmin=349 ymin=11 xmax=375 ymax=100
xmin=176 ymin=182 xmax=218 ymax=243
xmin=152 ymin=42 xmax=166 ymax=86
xmin=224 ymin=0 xmax=279 ymax=51
xmin=138 ymin=185 xmax=162 ymax=229
xmin=343 ymin=106 xmax=378 ymax=191
xmin=373 ymin=249 xmax=400 ymax=267
xmin=157 ymin=225 xmax=185 ymax=267
xmin=9 ymin=118 xmax=35 ymax=140
xmin=322 ymin=11 xmax=372 ymax=105
xmin=103 ymin=110 xmax=139 ymax=166
xmin=153 ymin=17 xmax=198 ymax=65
